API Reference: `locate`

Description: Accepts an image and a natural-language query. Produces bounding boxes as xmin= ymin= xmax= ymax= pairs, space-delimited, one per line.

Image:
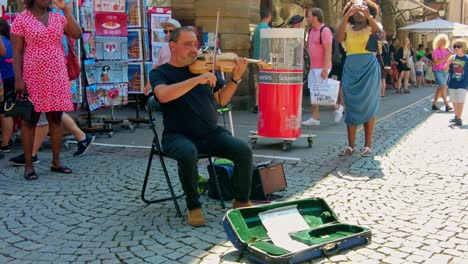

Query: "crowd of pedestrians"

xmin=250 ymin=0 xmax=467 ymax=157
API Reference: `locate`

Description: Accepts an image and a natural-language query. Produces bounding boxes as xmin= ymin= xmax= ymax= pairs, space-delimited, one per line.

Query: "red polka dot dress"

xmin=11 ymin=10 xmax=73 ymax=112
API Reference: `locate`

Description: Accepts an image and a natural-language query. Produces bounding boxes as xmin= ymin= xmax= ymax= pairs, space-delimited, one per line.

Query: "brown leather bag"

xmin=66 ymin=36 xmax=80 ymax=80
xmin=250 ymin=162 xmax=287 ymax=200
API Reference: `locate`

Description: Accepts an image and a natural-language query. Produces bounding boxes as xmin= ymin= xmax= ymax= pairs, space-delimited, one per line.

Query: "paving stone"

xmin=382 ymin=256 xmax=405 ymax=264
xmin=0 ymin=96 xmax=467 ymax=264
xmin=425 ymin=254 xmax=453 ymax=264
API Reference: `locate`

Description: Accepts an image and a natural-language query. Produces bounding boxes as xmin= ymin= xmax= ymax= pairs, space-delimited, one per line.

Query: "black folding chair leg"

xmin=208 ymin=158 xmax=226 ymax=209
xmin=141 ymin=143 xmax=184 ymax=217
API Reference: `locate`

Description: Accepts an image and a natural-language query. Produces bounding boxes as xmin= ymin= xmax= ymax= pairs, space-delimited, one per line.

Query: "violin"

xmin=189 ymin=52 xmax=272 ymax=74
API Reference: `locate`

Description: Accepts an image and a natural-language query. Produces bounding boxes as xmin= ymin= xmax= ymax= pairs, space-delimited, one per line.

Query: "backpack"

xmin=207 ymin=160 xmax=234 ymax=201
xmin=309 ymin=26 xmax=342 ymax=67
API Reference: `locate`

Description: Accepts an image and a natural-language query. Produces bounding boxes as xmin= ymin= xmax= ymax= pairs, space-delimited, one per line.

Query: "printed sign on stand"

xmin=95 ymin=13 xmax=128 ymax=36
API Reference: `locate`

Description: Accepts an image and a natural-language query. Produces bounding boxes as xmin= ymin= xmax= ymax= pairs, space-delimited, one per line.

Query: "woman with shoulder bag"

xmin=395 ymin=37 xmax=414 ymax=93
xmin=11 ymin=0 xmax=82 ymax=180
xmin=335 ymin=0 xmax=381 ymax=157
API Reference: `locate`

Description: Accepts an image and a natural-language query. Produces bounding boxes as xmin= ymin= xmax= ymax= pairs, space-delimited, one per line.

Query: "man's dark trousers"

xmin=162 ymin=126 xmax=252 ymax=210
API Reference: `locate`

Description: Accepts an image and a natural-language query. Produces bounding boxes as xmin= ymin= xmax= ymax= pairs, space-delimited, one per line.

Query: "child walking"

xmin=445 ymin=39 xmax=468 ymax=126
xmin=414 ymin=55 xmax=425 ymax=87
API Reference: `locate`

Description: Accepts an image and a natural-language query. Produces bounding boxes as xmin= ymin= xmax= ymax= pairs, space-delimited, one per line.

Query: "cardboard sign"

xmin=95 ymin=13 xmax=128 ymax=36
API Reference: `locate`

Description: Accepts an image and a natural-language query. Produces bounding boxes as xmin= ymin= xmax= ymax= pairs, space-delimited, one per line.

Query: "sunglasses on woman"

xmin=163 ymin=29 xmax=173 ymax=34
xmin=453 ymin=45 xmax=462 ymax=49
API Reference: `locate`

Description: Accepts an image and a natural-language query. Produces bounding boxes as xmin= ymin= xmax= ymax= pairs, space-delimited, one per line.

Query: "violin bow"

xmin=212 ymin=9 xmax=220 ymax=74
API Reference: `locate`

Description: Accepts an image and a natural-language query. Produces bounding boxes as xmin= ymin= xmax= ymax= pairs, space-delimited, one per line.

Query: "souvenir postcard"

xmin=84 ymin=59 xmax=97 ymax=85
xmin=86 ymin=83 xmax=129 ymax=111
xmin=95 ymin=36 xmax=128 ymax=60
xmin=80 ymin=0 xmax=94 ymax=32
xmin=145 ymin=0 xmax=169 ymax=7
xmin=127 ymin=29 xmax=143 ymax=61
xmin=128 ymin=62 xmax=144 ymax=94
xmin=94 ymin=0 xmax=126 ymax=13
xmin=82 ymin=33 xmax=97 ymax=59
xmin=95 ymin=13 xmax=128 ymax=36
xmin=151 ymin=29 xmax=165 ymax=45
xmin=150 ymin=13 xmax=170 ymax=30
xmin=151 ymin=43 xmax=165 ymax=62
xmin=144 ymin=61 xmax=154 ymax=81
xmin=70 ymin=78 xmax=82 ymax=104
xmin=126 ymin=0 xmax=142 ymax=28
xmin=96 ymin=61 xmax=129 ymax=83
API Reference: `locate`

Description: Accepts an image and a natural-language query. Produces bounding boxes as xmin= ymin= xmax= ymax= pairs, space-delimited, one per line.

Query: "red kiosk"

xmin=249 ymin=28 xmax=315 ymax=151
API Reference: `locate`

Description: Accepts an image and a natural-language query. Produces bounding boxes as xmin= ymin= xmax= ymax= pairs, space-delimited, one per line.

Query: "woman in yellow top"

xmin=335 ymin=0 xmax=381 ymax=157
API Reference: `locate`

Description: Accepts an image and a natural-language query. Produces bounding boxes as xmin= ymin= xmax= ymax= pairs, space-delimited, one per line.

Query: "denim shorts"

xmin=433 ymin=70 xmax=449 ymax=88
xmin=37 ymin=113 xmax=48 ymax=126
xmin=416 ymin=71 xmax=423 ymax=77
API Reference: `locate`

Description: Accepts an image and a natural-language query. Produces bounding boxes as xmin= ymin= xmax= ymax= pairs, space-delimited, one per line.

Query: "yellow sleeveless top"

xmin=342 ymin=24 xmax=372 ymax=55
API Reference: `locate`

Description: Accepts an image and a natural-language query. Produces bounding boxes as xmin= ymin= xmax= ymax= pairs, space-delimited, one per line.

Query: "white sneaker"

xmin=302 ymin=117 xmax=320 ymax=126
xmin=334 ymin=105 xmax=343 ymax=123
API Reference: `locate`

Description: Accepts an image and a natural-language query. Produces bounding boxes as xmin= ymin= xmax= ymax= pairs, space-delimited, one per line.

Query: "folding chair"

xmin=142 ymin=96 xmax=226 ymax=217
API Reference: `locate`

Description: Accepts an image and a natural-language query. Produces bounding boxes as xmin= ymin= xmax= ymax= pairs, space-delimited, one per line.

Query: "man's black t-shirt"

xmin=150 ymin=63 xmax=225 ymax=139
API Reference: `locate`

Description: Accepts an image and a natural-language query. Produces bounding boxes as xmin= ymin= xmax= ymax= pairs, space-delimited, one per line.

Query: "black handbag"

xmin=365 ymin=33 xmax=380 ymax=52
xmin=4 ymin=93 xmax=35 ymax=121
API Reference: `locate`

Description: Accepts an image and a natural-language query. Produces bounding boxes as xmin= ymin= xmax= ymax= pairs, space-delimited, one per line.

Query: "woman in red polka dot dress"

xmin=11 ymin=0 xmax=82 ymax=180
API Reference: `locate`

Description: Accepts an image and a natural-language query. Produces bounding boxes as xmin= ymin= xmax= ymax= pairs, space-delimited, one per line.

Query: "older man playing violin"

xmin=149 ymin=27 xmax=252 ymax=227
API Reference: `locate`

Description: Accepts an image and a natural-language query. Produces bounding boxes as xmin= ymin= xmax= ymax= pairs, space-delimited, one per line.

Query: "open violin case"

xmin=223 ymin=198 xmax=371 ymax=264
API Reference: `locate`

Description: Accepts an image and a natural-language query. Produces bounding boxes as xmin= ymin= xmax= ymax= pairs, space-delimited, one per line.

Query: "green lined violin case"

xmin=223 ymin=198 xmax=371 ymax=263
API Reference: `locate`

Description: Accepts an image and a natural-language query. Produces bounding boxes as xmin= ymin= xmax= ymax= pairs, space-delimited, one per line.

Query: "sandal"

xmin=396 ymin=89 xmax=401 ymax=93
xmin=361 ymin=147 xmax=373 ymax=157
xmin=339 ymin=146 xmax=356 ymax=156
xmin=24 ymin=171 xmax=38 ymax=180
xmin=50 ymin=166 xmax=72 ymax=174
xmin=404 ymin=90 xmax=410 ymax=93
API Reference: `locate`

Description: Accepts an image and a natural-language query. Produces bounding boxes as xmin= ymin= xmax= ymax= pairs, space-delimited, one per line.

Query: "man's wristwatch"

xmin=231 ymin=77 xmax=241 ymax=85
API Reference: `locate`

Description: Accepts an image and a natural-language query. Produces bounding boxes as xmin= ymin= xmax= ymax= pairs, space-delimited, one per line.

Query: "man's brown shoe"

xmin=187 ymin=208 xmax=205 ymax=227
xmin=232 ymin=200 xmax=254 ymax=209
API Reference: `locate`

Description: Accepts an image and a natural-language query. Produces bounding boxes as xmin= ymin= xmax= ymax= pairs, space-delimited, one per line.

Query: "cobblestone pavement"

xmin=0 ymin=96 xmax=467 ymax=264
